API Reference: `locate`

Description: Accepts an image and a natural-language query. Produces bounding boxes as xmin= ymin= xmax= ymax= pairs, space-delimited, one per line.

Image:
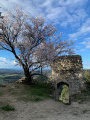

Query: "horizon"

xmin=0 ymin=0 xmax=90 ymax=69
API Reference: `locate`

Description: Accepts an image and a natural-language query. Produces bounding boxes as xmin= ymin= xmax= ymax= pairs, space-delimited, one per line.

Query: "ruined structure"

xmin=51 ymin=55 xmax=84 ymax=100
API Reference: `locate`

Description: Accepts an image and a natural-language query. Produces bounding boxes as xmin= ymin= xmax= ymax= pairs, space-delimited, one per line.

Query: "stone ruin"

xmin=50 ymin=55 xmax=84 ymax=101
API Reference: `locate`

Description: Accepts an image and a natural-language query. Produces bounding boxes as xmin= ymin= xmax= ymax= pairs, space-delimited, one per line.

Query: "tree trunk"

xmin=41 ymin=66 xmax=42 ymax=74
xmin=23 ymin=68 xmax=32 ymax=85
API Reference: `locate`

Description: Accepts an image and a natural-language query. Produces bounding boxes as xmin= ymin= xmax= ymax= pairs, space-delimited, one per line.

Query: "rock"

xmin=2 ymin=84 xmax=6 ymax=87
xmin=11 ymin=86 xmax=15 ymax=89
xmin=16 ymin=77 xmax=26 ymax=83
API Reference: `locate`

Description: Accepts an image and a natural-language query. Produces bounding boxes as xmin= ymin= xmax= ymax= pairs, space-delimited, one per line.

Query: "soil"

xmin=0 ymin=84 xmax=90 ymax=120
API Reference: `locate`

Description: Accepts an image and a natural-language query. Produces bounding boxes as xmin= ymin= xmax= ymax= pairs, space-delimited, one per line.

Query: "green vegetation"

xmin=84 ymin=69 xmax=90 ymax=83
xmin=0 ymin=69 xmax=51 ymax=86
xmin=0 ymin=69 xmax=52 ymax=102
xmin=82 ymin=109 xmax=88 ymax=114
xmin=2 ymin=104 xmax=15 ymax=111
xmin=10 ymin=82 xmax=53 ymax=102
xmin=83 ymin=69 xmax=90 ymax=91
xmin=0 ymin=69 xmax=90 ymax=104
xmin=0 ymin=70 xmax=24 ymax=86
xmin=33 ymin=97 xmax=43 ymax=102
xmin=73 ymin=70 xmax=90 ymax=104
xmin=73 ymin=91 xmax=90 ymax=103
xmin=0 ymin=92 xmax=3 ymax=96
xmin=33 ymin=74 xmax=49 ymax=82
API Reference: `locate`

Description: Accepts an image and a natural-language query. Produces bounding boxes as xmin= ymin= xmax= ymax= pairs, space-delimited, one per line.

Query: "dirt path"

xmin=0 ymin=99 xmax=90 ymax=120
xmin=0 ymin=84 xmax=90 ymax=120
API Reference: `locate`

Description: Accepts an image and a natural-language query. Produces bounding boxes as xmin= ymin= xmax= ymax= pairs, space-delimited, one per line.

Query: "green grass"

xmin=84 ymin=69 xmax=90 ymax=83
xmin=18 ymin=96 xmax=44 ymax=102
xmin=0 ymin=70 xmax=24 ymax=85
xmin=33 ymin=75 xmax=49 ymax=82
xmin=0 ymin=92 xmax=3 ymax=96
xmin=73 ymin=91 xmax=90 ymax=103
xmin=83 ymin=70 xmax=90 ymax=90
xmin=11 ymin=82 xmax=53 ymax=102
xmin=2 ymin=104 xmax=15 ymax=111
xmin=82 ymin=109 xmax=88 ymax=114
xmin=33 ymin=97 xmax=43 ymax=102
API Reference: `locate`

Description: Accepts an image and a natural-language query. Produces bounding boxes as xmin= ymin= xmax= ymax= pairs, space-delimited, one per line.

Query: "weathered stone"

xmin=16 ymin=77 xmax=26 ymax=83
xmin=50 ymin=55 xmax=84 ymax=100
xmin=1 ymin=84 xmax=6 ymax=87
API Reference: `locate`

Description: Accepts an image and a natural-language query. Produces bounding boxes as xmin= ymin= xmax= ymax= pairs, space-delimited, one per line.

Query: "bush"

xmin=2 ymin=104 xmax=15 ymax=111
xmin=0 ymin=92 xmax=3 ymax=96
xmin=33 ymin=75 xmax=48 ymax=82
xmin=84 ymin=70 xmax=90 ymax=83
xmin=84 ymin=70 xmax=90 ymax=91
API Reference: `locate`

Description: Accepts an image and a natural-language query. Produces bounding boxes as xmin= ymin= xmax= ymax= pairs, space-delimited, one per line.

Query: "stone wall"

xmin=51 ymin=55 xmax=84 ymax=98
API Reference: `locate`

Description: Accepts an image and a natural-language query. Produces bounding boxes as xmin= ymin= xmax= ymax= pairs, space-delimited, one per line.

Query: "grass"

xmin=2 ymin=104 xmax=15 ymax=111
xmin=0 ymin=70 xmax=24 ymax=85
xmin=82 ymin=109 xmax=88 ymax=114
xmin=11 ymin=82 xmax=53 ymax=102
xmin=73 ymin=91 xmax=90 ymax=103
xmin=33 ymin=75 xmax=49 ymax=82
xmin=18 ymin=96 xmax=44 ymax=102
xmin=33 ymin=97 xmax=43 ymax=102
xmin=0 ymin=92 xmax=3 ymax=96
xmin=83 ymin=70 xmax=90 ymax=91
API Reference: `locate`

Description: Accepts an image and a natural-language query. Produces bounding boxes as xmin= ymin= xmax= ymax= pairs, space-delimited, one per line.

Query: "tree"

xmin=0 ymin=8 xmax=74 ymax=84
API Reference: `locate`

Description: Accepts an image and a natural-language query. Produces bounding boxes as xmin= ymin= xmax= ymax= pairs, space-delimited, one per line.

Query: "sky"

xmin=0 ymin=0 xmax=90 ymax=69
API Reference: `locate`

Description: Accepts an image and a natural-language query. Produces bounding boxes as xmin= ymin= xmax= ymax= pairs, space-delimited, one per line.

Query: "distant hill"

xmin=0 ymin=69 xmax=24 ymax=87
xmin=0 ymin=68 xmax=23 ymax=71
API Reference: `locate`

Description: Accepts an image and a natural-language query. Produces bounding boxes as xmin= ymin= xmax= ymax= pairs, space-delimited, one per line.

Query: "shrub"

xmin=2 ymin=104 xmax=15 ymax=111
xmin=84 ymin=70 xmax=90 ymax=91
xmin=84 ymin=70 xmax=90 ymax=83
xmin=33 ymin=75 xmax=48 ymax=82
xmin=0 ymin=92 xmax=3 ymax=96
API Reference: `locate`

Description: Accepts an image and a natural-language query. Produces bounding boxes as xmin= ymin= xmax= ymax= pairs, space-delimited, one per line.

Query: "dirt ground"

xmin=0 ymin=100 xmax=90 ymax=120
xmin=0 ymin=85 xmax=90 ymax=120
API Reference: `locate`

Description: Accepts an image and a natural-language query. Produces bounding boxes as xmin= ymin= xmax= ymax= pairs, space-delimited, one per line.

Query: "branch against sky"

xmin=0 ymin=8 xmax=74 ymax=84
xmin=1 ymin=0 xmax=90 ymax=51
xmin=0 ymin=0 xmax=90 ymax=70
xmin=34 ymin=35 xmax=74 ymax=65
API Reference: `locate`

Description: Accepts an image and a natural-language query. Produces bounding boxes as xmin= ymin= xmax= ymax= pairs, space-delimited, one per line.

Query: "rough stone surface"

xmin=50 ymin=55 xmax=84 ymax=99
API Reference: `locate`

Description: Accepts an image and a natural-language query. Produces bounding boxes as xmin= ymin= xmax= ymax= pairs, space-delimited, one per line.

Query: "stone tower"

xmin=51 ymin=55 xmax=84 ymax=100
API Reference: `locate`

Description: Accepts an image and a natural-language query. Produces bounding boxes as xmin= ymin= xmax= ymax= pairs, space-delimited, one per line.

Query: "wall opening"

xmin=57 ymin=82 xmax=69 ymax=104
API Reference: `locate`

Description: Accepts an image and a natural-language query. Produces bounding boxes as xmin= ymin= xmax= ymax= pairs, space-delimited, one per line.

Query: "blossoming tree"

xmin=0 ymin=8 xmax=74 ymax=84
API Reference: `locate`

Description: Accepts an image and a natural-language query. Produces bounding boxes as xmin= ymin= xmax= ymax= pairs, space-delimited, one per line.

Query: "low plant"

xmin=11 ymin=82 xmax=53 ymax=102
xmin=82 ymin=109 xmax=88 ymax=114
xmin=84 ymin=70 xmax=90 ymax=83
xmin=2 ymin=104 xmax=15 ymax=111
xmin=73 ymin=91 xmax=90 ymax=103
xmin=0 ymin=92 xmax=3 ymax=96
xmin=32 ymin=97 xmax=43 ymax=102
xmin=33 ymin=75 xmax=48 ymax=82
xmin=84 ymin=70 xmax=90 ymax=91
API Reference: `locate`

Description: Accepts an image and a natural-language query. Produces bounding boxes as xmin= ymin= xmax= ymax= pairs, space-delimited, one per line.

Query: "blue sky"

xmin=0 ymin=0 xmax=90 ymax=69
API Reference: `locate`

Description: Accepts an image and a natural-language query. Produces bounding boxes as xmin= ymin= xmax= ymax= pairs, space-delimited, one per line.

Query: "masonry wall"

xmin=51 ymin=55 xmax=84 ymax=96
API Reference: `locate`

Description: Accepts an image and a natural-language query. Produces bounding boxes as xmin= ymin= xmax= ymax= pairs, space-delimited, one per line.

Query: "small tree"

xmin=0 ymin=8 xmax=74 ymax=84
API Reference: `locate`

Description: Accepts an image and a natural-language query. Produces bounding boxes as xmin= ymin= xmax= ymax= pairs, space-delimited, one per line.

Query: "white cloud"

xmin=0 ymin=57 xmax=18 ymax=69
xmin=0 ymin=0 xmax=90 ymax=69
xmin=68 ymin=18 xmax=90 ymax=49
xmin=69 ymin=18 xmax=90 ymax=39
xmin=81 ymin=38 xmax=90 ymax=48
xmin=0 ymin=0 xmax=88 ymax=28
